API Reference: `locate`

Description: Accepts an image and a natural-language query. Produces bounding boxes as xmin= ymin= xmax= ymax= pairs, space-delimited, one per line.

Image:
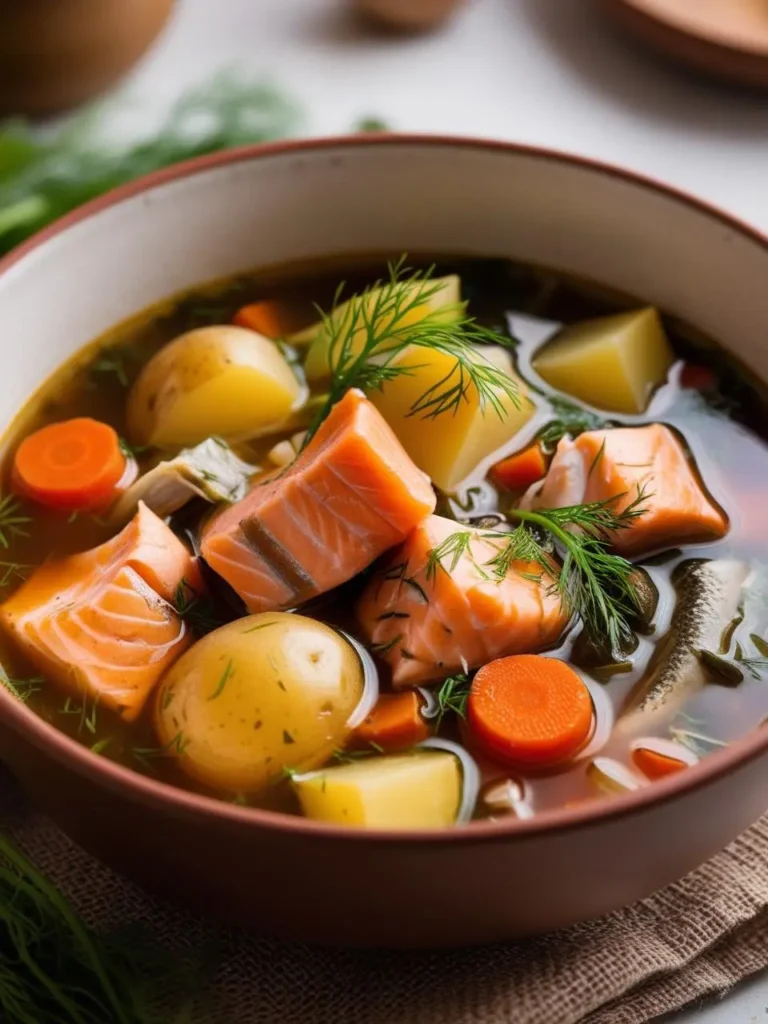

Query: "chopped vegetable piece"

xmin=490 ymin=442 xmax=548 ymax=491
xmin=292 ymin=750 xmax=461 ymax=829
xmin=632 ymin=745 xmax=691 ymax=781
xmin=369 ymin=344 xmax=534 ymax=493
xmin=153 ymin=613 xmax=367 ymax=794
xmin=351 ymin=691 xmax=430 ymax=752
xmin=127 ymin=326 xmax=304 ymax=447
xmin=297 ymin=274 xmax=462 ymax=381
xmin=532 ymin=307 xmax=674 ymax=414
xmin=467 ymin=655 xmax=593 ymax=769
xmin=233 ymin=299 xmax=313 ymax=338
xmin=588 ymin=757 xmax=645 ymax=794
xmin=110 ymin=437 xmax=257 ymax=524
xmin=266 ymin=431 xmax=306 ymax=468
xmin=202 ymin=389 xmax=436 ymax=614
xmin=0 ymin=503 xmax=198 ymax=720
xmin=357 ymin=515 xmax=568 ymax=687
xmin=12 ymin=417 xmax=126 ymax=512
xmin=525 ymin=424 xmax=727 ymax=556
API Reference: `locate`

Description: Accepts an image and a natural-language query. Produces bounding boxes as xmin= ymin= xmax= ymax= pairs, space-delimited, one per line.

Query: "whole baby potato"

xmin=154 ymin=613 xmax=367 ymax=795
xmin=127 ymin=326 xmax=303 ymax=447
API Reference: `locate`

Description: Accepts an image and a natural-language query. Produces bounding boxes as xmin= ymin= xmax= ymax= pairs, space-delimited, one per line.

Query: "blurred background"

xmin=2 ymin=0 xmax=768 ymax=259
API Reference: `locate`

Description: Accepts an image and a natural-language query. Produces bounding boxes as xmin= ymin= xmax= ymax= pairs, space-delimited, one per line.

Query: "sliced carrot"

xmin=351 ymin=691 xmax=430 ymax=751
xmin=632 ymin=746 xmax=689 ymax=781
xmin=680 ymin=363 xmax=718 ymax=391
xmin=12 ymin=417 xmax=126 ymax=513
xmin=233 ymin=300 xmax=310 ymax=339
xmin=490 ymin=443 xmax=547 ymax=491
xmin=468 ymin=655 xmax=593 ymax=769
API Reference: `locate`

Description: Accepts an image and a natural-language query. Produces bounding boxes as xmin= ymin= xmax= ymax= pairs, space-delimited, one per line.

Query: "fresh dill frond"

xmin=173 ymin=578 xmax=225 ymax=638
xmin=132 ymin=732 xmax=190 ymax=771
xmin=303 ymin=258 xmax=520 ymax=444
xmin=537 ymin=396 xmax=606 ymax=452
xmin=0 ymin=672 xmax=43 ymax=702
xmin=90 ymin=352 xmax=130 ymax=388
xmin=426 ymin=488 xmax=650 ymax=657
xmin=434 ymin=673 xmax=472 ymax=725
xmin=0 ymin=560 xmax=32 ymax=587
xmin=331 ymin=742 xmax=385 ymax=764
xmin=0 ymin=495 xmax=31 ymax=549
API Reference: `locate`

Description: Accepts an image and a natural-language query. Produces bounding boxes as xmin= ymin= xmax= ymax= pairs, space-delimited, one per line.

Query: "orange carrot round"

xmin=468 ymin=655 xmax=594 ymax=769
xmin=352 ymin=691 xmax=430 ymax=751
xmin=12 ymin=417 xmax=126 ymax=512
xmin=490 ymin=443 xmax=548 ymax=491
xmin=632 ymin=746 xmax=689 ymax=781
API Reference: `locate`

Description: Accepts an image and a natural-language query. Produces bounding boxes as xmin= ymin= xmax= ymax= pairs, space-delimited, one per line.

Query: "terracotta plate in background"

xmin=601 ymin=0 xmax=768 ymax=88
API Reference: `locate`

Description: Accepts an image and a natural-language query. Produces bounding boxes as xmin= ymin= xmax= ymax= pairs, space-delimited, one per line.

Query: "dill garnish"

xmin=0 ymin=560 xmax=31 ymax=587
xmin=426 ymin=488 xmax=649 ymax=656
xmin=434 ymin=673 xmax=472 ymax=724
xmin=132 ymin=732 xmax=190 ymax=770
xmin=332 ymin=742 xmax=385 ymax=764
xmin=173 ymin=578 xmax=224 ymax=638
xmin=303 ymin=257 xmax=520 ymax=445
xmin=59 ymin=694 xmax=99 ymax=735
xmin=207 ymin=659 xmax=234 ymax=701
xmin=537 ymin=396 xmax=606 ymax=452
xmin=0 ymin=672 xmax=43 ymax=702
xmin=0 ymin=495 xmax=31 ymax=549
xmin=90 ymin=352 xmax=130 ymax=388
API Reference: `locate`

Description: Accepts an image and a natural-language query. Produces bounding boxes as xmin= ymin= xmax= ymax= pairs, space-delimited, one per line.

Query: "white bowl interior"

xmin=1 ymin=140 xmax=767 ymax=426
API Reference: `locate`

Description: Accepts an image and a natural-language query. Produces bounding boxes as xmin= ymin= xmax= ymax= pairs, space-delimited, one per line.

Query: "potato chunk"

xmin=293 ymin=750 xmax=461 ymax=829
xmin=153 ymin=613 xmax=365 ymax=795
xmin=369 ymin=346 xmax=535 ymax=492
xmin=127 ymin=326 xmax=303 ymax=447
xmin=296 ymin=274 xmax=462 ymax=383
xmin=532 ymin=308 xmax=674 ymax=414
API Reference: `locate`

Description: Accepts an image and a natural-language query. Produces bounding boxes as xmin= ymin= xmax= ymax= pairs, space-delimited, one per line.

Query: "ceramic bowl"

xmin=0 ymin=137 xmax=766 ymax=947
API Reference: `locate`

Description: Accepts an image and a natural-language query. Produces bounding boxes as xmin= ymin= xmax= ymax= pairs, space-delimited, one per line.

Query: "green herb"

xmin=118 ymin=437 xmax=149 ymax=460
xmin=669 ymin=723 xmax=728 ymax=758
xmin=67 ymin=511 xmax=80 ymax=524
xmin=537 ymin=396 xmax=606 ymax=452
xmin=0 ymin=672 xmax=43 ymax=702
xmin=241 ymin=619 xmax=279 ymax=633
xmin=434 ymin=673 xmax=472 ymax=725
xmin=331 ymin=742 xmax=385 ymax=764
xmin=90 ymin=353 xmax=130 ymax=388
xmin=0 ymin=495 xmax=31 ymax=549
xmin=207 ymin=659 xmax=234 ymax=701
xmin=0 ymin=74 xmax=303 ymax=256
xmin=58 ymin=694 xmax=99 ymax=735
xmin=0 ymin=561 xmax=31 ymax=587
xmin=0 ymin=833 xmax=203 ymax=1023
xmin=427 ymin=488 xmax=649 ymax=656
xmin=132 ymin=732 xmax=189 ymax=769
xmin=354 ymin=116 xmax=390 ymax=133
xmin=90 ymin=737 xmax=112 ymax=756
xmin=303 ymin=258 xmax=520 ymax=445
xmin=173 ymin=579 xmax=225 ymax=638
xmin=695 ymin=649 xmax=744 ymax=686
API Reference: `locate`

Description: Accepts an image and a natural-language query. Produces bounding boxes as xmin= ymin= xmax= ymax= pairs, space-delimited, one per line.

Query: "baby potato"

xmin=127 ymin=326 xmax=303 ymax=447
xmin=154 ymin=613 xmax=367 ymax=795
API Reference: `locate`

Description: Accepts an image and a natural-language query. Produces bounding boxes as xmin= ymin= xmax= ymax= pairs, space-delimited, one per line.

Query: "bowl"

xmin=0 ymin=0 xmax=174 ymax=117
xmin=0 ymin=137 xmax=766 ymax=947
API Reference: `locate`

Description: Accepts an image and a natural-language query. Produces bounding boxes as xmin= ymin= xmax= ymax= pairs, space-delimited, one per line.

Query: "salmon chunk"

xmin=356 ymin=515 xmax=568 ymax=687
xmin=202 ymin=389 xmax=436 ymax=613
xmin=0 ymin=503 xmax=198 ymax=721
xmin=523 ymin=424 xmax=727 ymax=556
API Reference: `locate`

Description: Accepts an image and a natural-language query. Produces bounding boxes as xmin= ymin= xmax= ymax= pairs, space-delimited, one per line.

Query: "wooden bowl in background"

xmin=0 ymin=0 xmax=175 ymax=117
xmin=601 ymin=0 xmax=768 ymax=89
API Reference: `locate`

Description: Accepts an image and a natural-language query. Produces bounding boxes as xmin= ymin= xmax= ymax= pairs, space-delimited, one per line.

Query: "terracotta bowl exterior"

xmin=0 ymin=137 xmax=766 ymax=947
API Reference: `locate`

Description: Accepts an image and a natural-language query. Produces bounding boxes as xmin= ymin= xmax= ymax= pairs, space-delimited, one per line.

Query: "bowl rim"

xmin=0 ymin=133 xmax=766 ymax=846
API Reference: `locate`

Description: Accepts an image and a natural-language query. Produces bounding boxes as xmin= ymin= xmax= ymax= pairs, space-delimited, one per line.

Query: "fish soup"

xmin=1 ymin=255 xmax=767 ymax=829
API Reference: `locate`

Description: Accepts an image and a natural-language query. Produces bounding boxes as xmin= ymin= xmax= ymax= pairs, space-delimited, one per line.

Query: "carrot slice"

xmin=468 ymin=655 xmax=593 ymax=768
xmin=490 ymin=443 xmax=547 ymax=491
xmin=233 ymin=300 xmax=309 ymax=339
xmin=12 ymin=417 xmax=126 ymax=513
xmin=632 ymin=746 xmax=689 ymax=781
xmin=351 ymin=691 xmax=430 ymax=751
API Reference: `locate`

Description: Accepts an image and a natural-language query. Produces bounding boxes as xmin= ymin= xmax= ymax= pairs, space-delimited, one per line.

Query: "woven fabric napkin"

xmin=4 ymin=776 xmax=766 ymax=1024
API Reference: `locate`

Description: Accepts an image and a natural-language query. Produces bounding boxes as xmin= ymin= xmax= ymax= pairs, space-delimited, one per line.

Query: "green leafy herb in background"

xmin=0 ymin=73 xmax=304 ymax=257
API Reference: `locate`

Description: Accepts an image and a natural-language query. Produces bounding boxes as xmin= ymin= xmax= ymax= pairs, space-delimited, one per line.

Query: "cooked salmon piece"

xmin=0 ymin=502 xmax=198 ymax=721
xmin=356 ymin=515 xmax=568 ymax=687
xmin=523 ymin=424 xmax=727 ymax=556
xmin=202 ymin=389 xmax=436 ymax=613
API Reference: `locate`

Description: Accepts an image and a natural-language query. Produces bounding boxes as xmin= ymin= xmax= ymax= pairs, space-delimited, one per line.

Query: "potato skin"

xmin=154 ymin=613 xmax=366 ymax=795
xmin=127 ymin=326 xmax=303 ymax=447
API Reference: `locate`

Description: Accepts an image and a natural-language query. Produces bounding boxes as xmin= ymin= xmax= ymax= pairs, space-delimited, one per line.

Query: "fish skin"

xmin=202 ymin=390 xmax=436 ymax=613
xmin=623 ymin=558 xmax=749 ymax=722
xmin=356 ymin=515 xmax=568 ymax=687
xmin=0 ymin=503 xmax=197 ymax=721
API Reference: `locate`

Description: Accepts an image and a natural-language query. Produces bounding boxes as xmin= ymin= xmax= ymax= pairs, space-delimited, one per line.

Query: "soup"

xmin=1 ymin=255 xmax=766 ymax=830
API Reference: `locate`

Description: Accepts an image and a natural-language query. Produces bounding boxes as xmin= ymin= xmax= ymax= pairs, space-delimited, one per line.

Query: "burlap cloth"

xmin=2 ymin=772 xmax=766 ymax=1024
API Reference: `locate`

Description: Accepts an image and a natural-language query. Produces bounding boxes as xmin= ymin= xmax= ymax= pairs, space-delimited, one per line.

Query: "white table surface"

xmin=113 ymin=1 xmax=767 ymax=1020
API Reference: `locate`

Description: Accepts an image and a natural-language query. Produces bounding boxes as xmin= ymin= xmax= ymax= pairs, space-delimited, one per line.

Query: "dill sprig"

xmin=0 ymin=495 xmax=31 ymax=549
xmin=303 ymin=257 xmax=520 ymax=444
xmin=434 ymin=673 xmax=472 ymax=724
xmin=537 ymin=396 xmax=607 ymax=452
xmin=173 ymin=578 xmax=225 ymax=638
xmin=0 ymin=561 xmax=32 ymax=588
xmin=427 ymin=488 xmax=649 ymax=656
xmin=0 ymin=672 xmax=43 ymax=702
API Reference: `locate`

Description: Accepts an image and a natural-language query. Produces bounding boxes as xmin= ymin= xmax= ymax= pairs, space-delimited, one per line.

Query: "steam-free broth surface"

xmin=1 ymin=255 xmax=766 ymax=827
